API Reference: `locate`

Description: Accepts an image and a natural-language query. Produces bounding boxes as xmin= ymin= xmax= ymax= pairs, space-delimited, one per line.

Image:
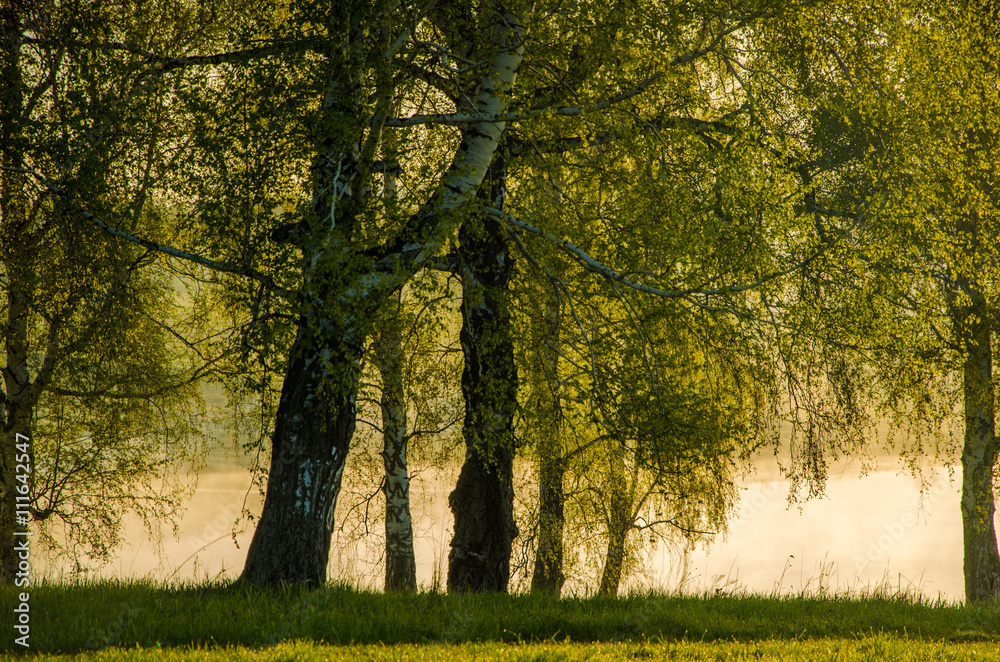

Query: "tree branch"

xmin=384 ymin=72 xmax=661 ymax=127
xmin=22 ymin=37 xmax=315 ymax=77
xmin=1 ymin=164 xmax=286 ymax=295
xmin=487 ymin=206 xmax=837 ymax=300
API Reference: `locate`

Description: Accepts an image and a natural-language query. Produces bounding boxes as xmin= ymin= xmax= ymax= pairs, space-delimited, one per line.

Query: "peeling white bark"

xmin=374 ymin=13 xmax=526 ymax=297
xmin=241 ymin=10 xmax=527 ymax=589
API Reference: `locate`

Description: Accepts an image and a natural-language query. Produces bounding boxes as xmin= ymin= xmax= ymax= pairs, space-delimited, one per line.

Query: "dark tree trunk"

xmin=952 ymin=285 xmax=1000 ymax=602
xmin=531 ymin=293 xmax=565 ymax=596
xmin=598 ymin=446 xmax=633 ymax=597
xmin=0 ymin=0 xmax=26 ymax=586
xmin=448 ymin=159 xmax=518 ymax=593
xmin=238 ymin=319 xmax=363 ymax=587
xmin=239 ymin=9 xmax=372 ymax=587
xmin=0 ymin=424 xmax=31 ymax=584
xmin=598 ymin=518 xmax=630 ymax=598
xmin=375 ymin=310 xmax=417 ymax=592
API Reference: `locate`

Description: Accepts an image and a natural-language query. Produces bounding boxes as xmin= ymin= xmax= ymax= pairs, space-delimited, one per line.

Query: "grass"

xmin=10 ymin=639 xmax=1000 ymax=661
xmin=2 ymin=580 xmax=999 ymax=659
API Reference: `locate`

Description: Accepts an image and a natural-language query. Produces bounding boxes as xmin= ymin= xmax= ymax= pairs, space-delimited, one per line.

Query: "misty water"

xmin=37 ymin=445 xmax=984 ymax=603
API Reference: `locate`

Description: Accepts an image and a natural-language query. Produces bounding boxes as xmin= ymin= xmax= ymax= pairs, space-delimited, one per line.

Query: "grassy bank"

xmin=2 ymin=581 xmax=998 ymax=656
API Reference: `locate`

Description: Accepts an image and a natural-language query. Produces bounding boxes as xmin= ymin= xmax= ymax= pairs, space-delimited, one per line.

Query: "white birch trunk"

xmin=375 ymin=306 xmax=417 ymax=592
xmin=953 ymin=284 xmax=1000 ymax=602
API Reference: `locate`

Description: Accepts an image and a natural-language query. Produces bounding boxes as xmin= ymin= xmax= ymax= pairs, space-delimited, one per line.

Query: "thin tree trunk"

xmin=953 ymin=284 xmax=1000 ymax=602
xmin=0 ymin=256 xmax=61 ymax=584
xmin=531 ymin=293 xmax=565 ymax=596
xmin=0 ymin=299 xmax=33 ymax=583
xmin=598 ymin=443 xmax=634 ymax=597
xmin=0 ymin=4 xmax=52 ymax=580
xmin=375 ymin=305 xmax=417 ymax=592
xmin=532 ymin=441 xmax=565 ymax=594
xmin=598 ymin=518 xmax=631 ymax=598
xmin=448 ymin=157 xmax=518 ymax=593
xmin=0 ymin=0 xmax=26 ymax=585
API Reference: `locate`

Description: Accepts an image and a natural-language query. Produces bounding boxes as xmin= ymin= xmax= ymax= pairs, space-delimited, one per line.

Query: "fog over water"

xmin=38 ymin=445 xmax=985 ymax=603
xmin=654 ymin=465 xmax=965 ymax=600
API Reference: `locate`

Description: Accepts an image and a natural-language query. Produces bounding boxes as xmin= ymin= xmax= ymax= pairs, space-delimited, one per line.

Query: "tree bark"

xmin=952 ymin=284 xmax=1000 ymax=602
xmin=531 ymin=293 xmax=565 ymax=596
xmin=239 ymin=16 xmax=371 ymax=586
xmin=0 ymin=297 xmax=33 ymax=583
xmin=238 ymin=320 xmax=363 ymax=587
xmin=375 ymin=308 xmax=417 ymax=592
xmin=448 ymin=158 xmax=519 ymax=593
xmin=597 ymin=517 xmax=631 ymax=598
xmin=532 ymin=438 xmax=565 ymax=595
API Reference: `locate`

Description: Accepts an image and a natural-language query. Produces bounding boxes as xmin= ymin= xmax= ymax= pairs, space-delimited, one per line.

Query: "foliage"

xmin=740 ymin=0 xmax=1000 ymax=478
xmin=502 ymin=5 xmax=823 ymax=592
xmin=0 ymin=0 xmax=219 ymax=572
xmin=10 ymin=0 xmax=998 ymax=598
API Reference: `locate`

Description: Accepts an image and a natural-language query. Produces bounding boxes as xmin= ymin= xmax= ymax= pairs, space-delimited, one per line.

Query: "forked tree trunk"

xmin=448 ymin=159 xmax=518 ymax=592
xmin=0 ymin=167 xmax=52 ymax=588
xmin=375 ymin=308 xmax=417 ymax=592
xmin=531 ymin=293 xmax=565 ymax=596
xmin=952 ymin=285 xmax=1000 ymax=602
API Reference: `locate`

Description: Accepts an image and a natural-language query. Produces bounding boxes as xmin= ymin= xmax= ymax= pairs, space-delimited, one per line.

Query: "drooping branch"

xmin=1 ymin=164 xmax=285 ymax=295
xmin=508 ymin=113 xmax=741 ymax=157
xmin=487 ymin=206 xmax=838 ymax=301
xmin=22 ymin=37 xmax=316 ymax=76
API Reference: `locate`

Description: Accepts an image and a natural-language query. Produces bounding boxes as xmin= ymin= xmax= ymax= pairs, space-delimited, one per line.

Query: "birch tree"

xmin=753 ymin=0 xmax=1000 ymax=601
xmin=0 ymin=0 xmax=218 ymax=581
xmin=364 ymin=283 xmax=461 ymax=592
xmin=21 ymin=0 xmax=525 ymax=588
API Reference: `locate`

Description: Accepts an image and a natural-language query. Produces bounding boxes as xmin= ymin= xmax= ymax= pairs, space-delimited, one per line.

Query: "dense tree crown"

xmin=2 ymin=0 xmax=997 ymax=601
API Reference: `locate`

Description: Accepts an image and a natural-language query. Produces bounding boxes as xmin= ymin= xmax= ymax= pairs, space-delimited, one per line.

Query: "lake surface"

xmin=37 ymin=450 xmax=983 ymax=603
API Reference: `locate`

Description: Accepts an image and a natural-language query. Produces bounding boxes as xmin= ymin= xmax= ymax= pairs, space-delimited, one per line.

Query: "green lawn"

xmin=2 ymin=581 xmax=998 ymax=660
xmin=13 ymin=639 xmax=1000 ymax=661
